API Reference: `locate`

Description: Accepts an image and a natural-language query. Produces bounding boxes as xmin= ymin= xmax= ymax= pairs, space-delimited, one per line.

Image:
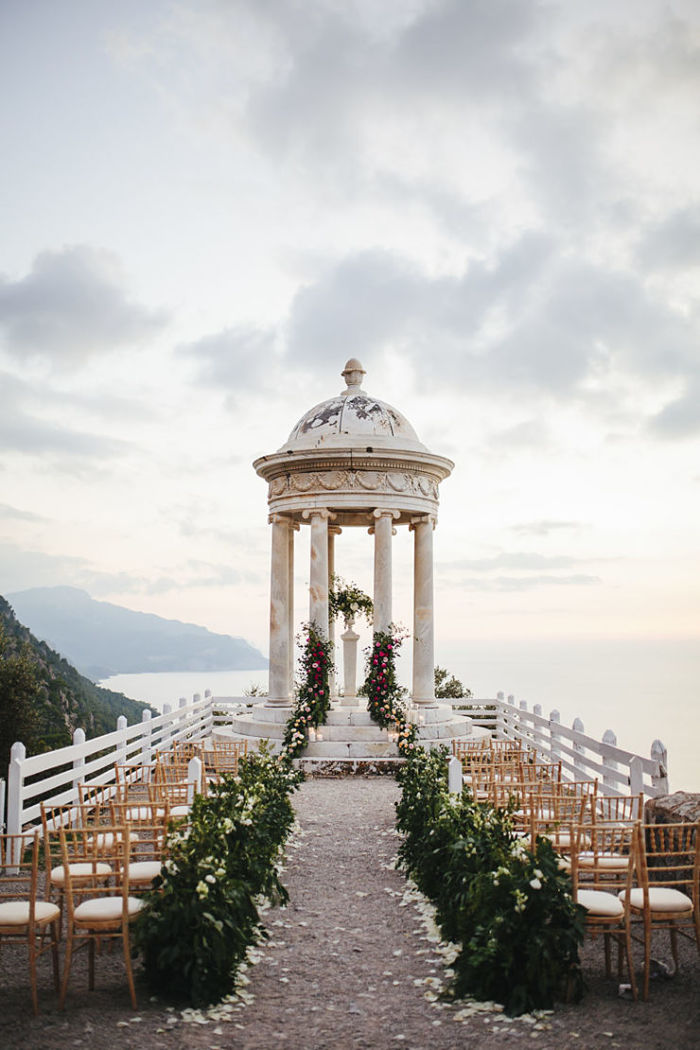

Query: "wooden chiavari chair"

xmin=0 ymin=831 xmax=60 ymax=1014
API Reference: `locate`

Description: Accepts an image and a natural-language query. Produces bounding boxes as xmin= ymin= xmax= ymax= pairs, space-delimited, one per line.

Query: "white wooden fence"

xmin=459 ymin=692 xmax=669 ymax=799
xmin=1 ymin=689 xmax=668 ymax=838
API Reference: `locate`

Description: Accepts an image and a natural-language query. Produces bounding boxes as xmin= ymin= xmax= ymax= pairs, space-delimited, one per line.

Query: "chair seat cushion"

xmin=577 ymin=889 xmax=624 ymax=917
xmin=51 ymin=862 xmax=112 ymax=885
xmin=620 ymin=887 xmax=693 ymax=913
xmin=0 ymin=900 xmax=61 ymax=927
xmin=125 ymin=806 xmax=165 ymax=821
xmin=74 ymin=896 xmax=144 ymax=924
xmin=88 ymin=831 xmax=140 ymax=848
xmin=577 ymin=852 xmax=629 ymax=871
xmin=126 ymin=861 xmax=162 ymax=883
xmin=169 ymin=805 xmax=191 ymax=818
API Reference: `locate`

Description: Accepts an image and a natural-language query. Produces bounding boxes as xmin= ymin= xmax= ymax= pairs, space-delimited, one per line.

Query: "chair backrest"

xmin=58 ymin=823 xmax=131 ymax=915
xmin=637 ymin=821 xmax=700 ymax=897
xmin=570 ymin=820 xmax=639 ymax=897
xmin=0 ymin=831 xmax=39 ymax=911
xmin=595 ymin=792 xmax=644 ymax=823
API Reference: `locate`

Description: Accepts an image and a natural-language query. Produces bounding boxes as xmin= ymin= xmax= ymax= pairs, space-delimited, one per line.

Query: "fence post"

xmin=72 ymin=729 xmax=86 ymax=803
xmin=116 ymin=715 xmax=128 ymax=768
xmin=141 ymin=710 xmax=152 ymax=770
xmin=572 ymin=717 xmax=586 ymax=779
xmin=448 ymin=756 xmax=462 ymax=795
xmin=7 ymin=741 xmax=25 ymax=844
xmin=629 ymin=755 xmax=644 ymax=796
xmin=187 ymin=756 xmax=203 ymax=803
xmin=550 ymin=709 xmax=561 ymax=759
xmin=602 ymin=729 xmax=618 ymax=792
xmin=650 ymin=739 xmax=668 ymax=796
xmin=205 ymin=689 xmax=213 ymax=735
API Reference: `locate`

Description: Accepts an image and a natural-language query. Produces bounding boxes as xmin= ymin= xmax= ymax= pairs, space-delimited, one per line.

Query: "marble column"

xmin=411 ymin=514 xmax=437 ymax=706
xmin=370 ymin=508 xmax=399 ymax=634
xmin=267 ymin=513 xmax=292 ymax=706
xmin=287 ymin=520 xmax=299 ymax=693
xmin=303 ymin=508 xmax=333 ymax=638
xmin=341 ymin=625 xmax=360 ymax=704
xmin=328 ymin=525 xmax=342 ymax=698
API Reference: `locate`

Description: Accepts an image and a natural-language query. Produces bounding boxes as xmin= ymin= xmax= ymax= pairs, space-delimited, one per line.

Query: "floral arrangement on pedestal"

xmin=281 ymin=623 xmax=334 ymax=761
xmin=329 ymin=575 xmax=373 ymax=629
xmin=362 ymin=626 xmax=419 ymax=756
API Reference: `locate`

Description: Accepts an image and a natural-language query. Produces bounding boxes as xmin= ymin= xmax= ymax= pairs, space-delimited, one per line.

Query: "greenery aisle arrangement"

xmin=281 ymin=623 xmax=334 ymax=761
xmin=395 ymin=748 xmax=585 ymax=1016
xmin=363 ymin=626 xmax=418 ymax=756
xmin=134 ymin=748 xmax=302 ymax=1006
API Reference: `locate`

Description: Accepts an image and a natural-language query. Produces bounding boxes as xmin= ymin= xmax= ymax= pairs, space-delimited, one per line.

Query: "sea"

xmin=100 ymin=636 xmax=699 ymax=793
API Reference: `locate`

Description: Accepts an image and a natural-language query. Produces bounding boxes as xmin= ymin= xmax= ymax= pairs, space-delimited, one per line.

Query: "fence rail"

xmin=2 ymin=689 xmax=669 ymax=837
xmin=458 ymin=692 xmax=668 ymax=799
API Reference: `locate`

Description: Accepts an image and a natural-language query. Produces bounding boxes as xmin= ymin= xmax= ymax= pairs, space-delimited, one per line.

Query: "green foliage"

xmin=0 ymin=626 xmax=40 ymax=778
xmin=434 ymin=665 xmax=472 ymax=699
xmin=134 ymin=747 xmax=302 ymax=1006
xmin=363 ymin=627 xmax=418 ymax=756
xmin=328 ymin=575 xmax=373 ymax=628
xmin=395 ymin=750 xmax=585 ymax=1016
xmin=281 ymin=624 xmax=333 ymax=760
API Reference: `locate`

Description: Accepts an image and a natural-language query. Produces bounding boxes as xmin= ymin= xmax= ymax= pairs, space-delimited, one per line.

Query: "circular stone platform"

xmin=213 ymin=702 xmax=490 ymax=760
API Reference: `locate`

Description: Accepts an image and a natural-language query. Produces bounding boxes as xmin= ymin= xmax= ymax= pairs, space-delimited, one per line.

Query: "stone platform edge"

xmin=294 ymin=757 xmax=405 ymax=777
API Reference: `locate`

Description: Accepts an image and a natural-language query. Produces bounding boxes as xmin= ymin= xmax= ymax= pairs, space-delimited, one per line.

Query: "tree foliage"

xmin=434 ymin=665 xmax=472 ymax=699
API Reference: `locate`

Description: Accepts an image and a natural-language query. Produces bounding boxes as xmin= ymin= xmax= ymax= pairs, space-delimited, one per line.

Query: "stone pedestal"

xmin=340 ymin=625 xmax=360 ymax=706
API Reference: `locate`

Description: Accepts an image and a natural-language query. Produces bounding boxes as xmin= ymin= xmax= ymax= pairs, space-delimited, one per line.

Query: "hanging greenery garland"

xmin=281 ymin=623 xmax=334 ymax=761
xmin=362 ymin=626 xmax=419 ymax=756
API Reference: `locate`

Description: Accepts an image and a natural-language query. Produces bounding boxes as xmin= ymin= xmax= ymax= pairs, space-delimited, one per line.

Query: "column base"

xmin=264 ymin=698 xmax=294 ymax=710
xmin=410 ymin=696 xmax=439 ymax=709
xmin=338 ymin=695 xmax=361 ymax=707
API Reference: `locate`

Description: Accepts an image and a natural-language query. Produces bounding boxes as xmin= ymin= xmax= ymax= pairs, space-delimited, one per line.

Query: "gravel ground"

xmin=1 ymin=777 xmax=699 ymax=1050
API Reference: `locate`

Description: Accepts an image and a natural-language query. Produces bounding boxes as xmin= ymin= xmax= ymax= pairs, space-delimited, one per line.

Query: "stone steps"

xmin=215 ymin=700 xmax=489 ymax=759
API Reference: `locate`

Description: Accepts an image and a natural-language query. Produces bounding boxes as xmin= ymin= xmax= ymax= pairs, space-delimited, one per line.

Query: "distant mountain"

xmin=7 ymin=587 xmax=268 ymax=680
xmin=0 ymin=594 xmax=155 ymax=773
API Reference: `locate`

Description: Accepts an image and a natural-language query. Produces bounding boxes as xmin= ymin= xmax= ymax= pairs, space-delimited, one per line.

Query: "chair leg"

xmin=28 ymin=934 xmax=39 ymax=1016
xmin=88 ymin=937 xmax=95 ymax=991
xmin=122 ymin=923 xmax=138 ymax=1010
xmin=59 ymin=935 xmax=74 ymax=1009
xmin=51 ymin=920 xmax=61 ymax=993
xmin=643 ymin=919 xmax=652 ymax=1001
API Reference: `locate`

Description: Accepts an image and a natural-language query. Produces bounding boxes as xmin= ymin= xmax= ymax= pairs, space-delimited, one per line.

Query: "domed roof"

xmin=280 ymin=359 xmax=427 ymax=452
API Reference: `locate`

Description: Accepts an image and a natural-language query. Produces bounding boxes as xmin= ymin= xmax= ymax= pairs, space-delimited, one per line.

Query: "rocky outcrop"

xmin=644 ymin=791 xmax=700 ymax=824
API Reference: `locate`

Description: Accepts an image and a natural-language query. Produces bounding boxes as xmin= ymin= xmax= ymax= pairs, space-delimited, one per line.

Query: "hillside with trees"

xmin=0 ymin=595 xmax=155 ymax=779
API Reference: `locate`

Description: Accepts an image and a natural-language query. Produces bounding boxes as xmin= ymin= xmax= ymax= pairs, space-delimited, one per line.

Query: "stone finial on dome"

xmin=341 ymin=358 xmax=366 ymax=396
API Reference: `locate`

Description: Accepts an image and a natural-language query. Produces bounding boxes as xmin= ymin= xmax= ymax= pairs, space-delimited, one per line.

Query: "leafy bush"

xmin=134 ymin=748 xmax=302 ymax=1006
xmin=395 ymin=749 xmax=585 ymax=1015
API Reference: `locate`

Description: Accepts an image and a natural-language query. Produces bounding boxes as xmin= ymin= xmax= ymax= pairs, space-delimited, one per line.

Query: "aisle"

xmin=208 ymin=776 xmax=453 ymax=1050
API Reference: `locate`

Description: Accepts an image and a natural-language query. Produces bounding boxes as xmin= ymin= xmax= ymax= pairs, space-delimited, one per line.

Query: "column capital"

xmin=302 ymin=507 xmax=336 ymax=522
xmin=409 ymin=513 xmax=437 ymax=531
xmin=372 ymin=508 xmax=401 ymax=520
xmin=328 ymin=524 xmax=343 ymax=536
xmin=268 ymin=513 xmax=300 ymax=530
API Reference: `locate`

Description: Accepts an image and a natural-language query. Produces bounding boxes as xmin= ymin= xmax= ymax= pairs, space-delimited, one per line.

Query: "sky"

xmin=1 ymin=0 xmax=699 ymax=681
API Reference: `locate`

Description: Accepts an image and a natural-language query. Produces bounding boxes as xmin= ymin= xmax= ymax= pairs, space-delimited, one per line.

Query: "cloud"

xmin=283 ymin=242 xmax=698 ymax=408
xmin=177 ymin=325 xmax=277 ymax=393
xmin=442 ymin=573 xmax=601 ymax=592
xmin=509 ymin=520 xmax=584 ymax=537
xmin=649 ymin=376 xmax=700 ymax=438
xmin=0 ymin=372 xmax=129 ymax=459
xmin=0 ymin=503 xmax=45 ymax=524
xmin=443 ymin=552 xmax=590 ymax=573
xmin=637 ymin=206 xmax=700 ymax=272
xmin=0 ymin=245 xmax=167 ymax=367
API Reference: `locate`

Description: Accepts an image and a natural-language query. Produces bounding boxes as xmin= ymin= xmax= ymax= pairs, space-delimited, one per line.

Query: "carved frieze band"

xmin=268 ymin=470 xmax=440 ymax=502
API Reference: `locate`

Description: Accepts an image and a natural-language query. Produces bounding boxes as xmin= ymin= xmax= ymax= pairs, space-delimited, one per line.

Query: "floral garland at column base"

xmin=281 ymin=623 xmax=334 ymax=762
xmin=363 ymin=627 xmax=419 ymax=757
